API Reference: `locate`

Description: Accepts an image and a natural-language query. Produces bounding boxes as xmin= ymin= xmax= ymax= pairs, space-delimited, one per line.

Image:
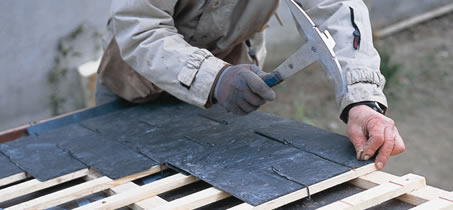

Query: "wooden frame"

xmin=0 ymin=108 xmax=91 ymax=144
xmin=1 ymin=109 xmax=451 ymax=209
xmin=1 ymin=162 xmax=450 ymax=210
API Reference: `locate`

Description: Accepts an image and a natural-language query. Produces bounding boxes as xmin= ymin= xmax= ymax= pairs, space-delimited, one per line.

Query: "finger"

xmin=238 ymin=98 xmax=259 ymax=114
xmin=245 ymin=73 xmax=276 ymax=101
xmin=249 ymin=65 xmax=267 ymax=77
xmin=362 ymin=123 xmax=385 ymax=160
xmin=225 ymin=100 xmax=248 ymax=115
xmin=391 ymin=127 xmax=405 ymax=155
xmin=375 ymin=126 xmax=396 ymax=169
xmin=243 ymin=89 xmax=266 ymax=106
xmin=347 ymin=125 xmax=367 ymax=160
xmin=229 ymin=105 xmax=248 ymax=115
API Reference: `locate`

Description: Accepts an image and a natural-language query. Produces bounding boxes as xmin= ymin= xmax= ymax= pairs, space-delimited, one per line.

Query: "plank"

xmin=318 ymin=174 xmax=426 ymax=210
xmin=113 ymin=182 xmax=170 ymax=210
xmin=350 ymin=170 xmax=450 ymax=205
xmin=74 ymin=174 xmax=198 ymax=210
xmin=409 ymin=192 xmax=453 ymax=210
xmin=0 ymin=173 xmax=27 ymax=188
xmin=133 ymin=196 xmax=169 ymax=210
xmin=228 ymin=164 xmax=377 ymax=210
xmin=150 ymin=187 xmax=230 ymax=210
xmin=108 ymin=165 xmax=170 ymax=210
xmin=85 ymin=169 xmax=169 ymax=210
xmin=0 ymin=124 xmax=28 ymax=144
xmin=376 ymin=3 xmax=453 ymax=37
xmin=5 ymin=166 xmax=162 ymax=210
xmin=0 ymin=168 xmax=91 ymax=203
xmin=6 ymin=176 xmax=112 ymax=210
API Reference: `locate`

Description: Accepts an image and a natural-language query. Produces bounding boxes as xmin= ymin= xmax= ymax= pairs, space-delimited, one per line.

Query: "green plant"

xmin=379 ymin=49 xmax=402 ymax=87
xmin=293 ymin=101 xmax=315 ymax=125
xmin=49 ymin=94 xmax=66 ymax=116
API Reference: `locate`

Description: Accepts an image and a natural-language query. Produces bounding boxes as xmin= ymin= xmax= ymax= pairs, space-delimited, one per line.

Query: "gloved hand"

xmin=214 ymin=64 xmax=276 ymax=115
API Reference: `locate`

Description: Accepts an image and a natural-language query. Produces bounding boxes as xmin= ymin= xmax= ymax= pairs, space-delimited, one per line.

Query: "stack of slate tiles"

xmin=0 ymin=101 xmax=372 ymax=206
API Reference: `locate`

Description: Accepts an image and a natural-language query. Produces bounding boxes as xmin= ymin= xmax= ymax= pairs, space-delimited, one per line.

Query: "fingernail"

xmin=356 ymin=150 xmax=363 ymax=160
xmin=376 ymin=162 xmax=384 ymax=169
xmin=363 ymin=155 xmax=370 ymax=161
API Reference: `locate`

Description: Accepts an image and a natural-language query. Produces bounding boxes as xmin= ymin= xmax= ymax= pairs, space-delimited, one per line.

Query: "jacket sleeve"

xmin=296 ymin=0 xmax=388 ymax=114
xmin=110 ymin=0 xmax=228 ymax=107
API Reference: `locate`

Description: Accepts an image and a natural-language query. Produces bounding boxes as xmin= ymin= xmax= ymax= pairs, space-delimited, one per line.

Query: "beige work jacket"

xmin=99 ymin=0 xmax=388 ymax=114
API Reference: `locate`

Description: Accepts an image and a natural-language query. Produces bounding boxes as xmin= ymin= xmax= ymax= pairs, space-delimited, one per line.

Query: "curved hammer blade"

xmin=265 ymin=0 xmax=348 ymax=97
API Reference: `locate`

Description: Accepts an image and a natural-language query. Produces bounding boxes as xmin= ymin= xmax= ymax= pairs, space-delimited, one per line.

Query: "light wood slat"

xmin=74 ymin=174 xmax=198 ymax=210
xmin=350 ymin=170 xmax=450 ymax=205
xmin=100 ymin=179 xmax=169 ymax=210
xmin=318 ymin=174 xmax=426 ymax=210
xmin=376 ymin=3 xmax=453 ymax=37
xmin=133 ymin=196 xmax=169 ymax=210
xmin=6 ymin=176 xmax=112 ymax=210
xmin=410 ymin=192 xmax=453 ymax=210
xmin=107 ymin=166 xmax=169 ymax=210
xmin=150 ymin=187 xmax=230 ymax=210
xmin=107 ymin=165 xmax=168 ymax=196
xmin=0 ymin=173 xmax=28 ymax=187
xmin=229 ymin=163 xmax=377 ymax=210
xmin=6 ymin=166 xmax=162 ymax=210
xmin=0 ymin=169 xmax=91 ymax=203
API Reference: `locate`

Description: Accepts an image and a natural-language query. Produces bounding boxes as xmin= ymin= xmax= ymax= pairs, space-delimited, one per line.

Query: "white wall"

xmin=0 ymin=0 xmax=111 ymax=131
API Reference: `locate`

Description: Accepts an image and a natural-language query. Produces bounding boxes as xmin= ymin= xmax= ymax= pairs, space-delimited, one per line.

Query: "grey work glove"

xmin=214 ymin=64 xmax=276 ymax=115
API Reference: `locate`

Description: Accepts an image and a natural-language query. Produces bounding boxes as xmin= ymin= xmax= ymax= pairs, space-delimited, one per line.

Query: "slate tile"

xmin=0 ymin=102 xmax=370 ymax=206
xmin=254 ymin=121 xmax=374 ymax=169
xmin=26 ymin=100 xmax=134 ymax=136
xmin=59 ymin=135 xmax=158 ymax=179
xmin=0 ymin=152 xmax=23 ymax=179
xmin=168 ymin=132 xmax=350 ymax=206
xmin=0 ymin=136 xmax=86 ymax=181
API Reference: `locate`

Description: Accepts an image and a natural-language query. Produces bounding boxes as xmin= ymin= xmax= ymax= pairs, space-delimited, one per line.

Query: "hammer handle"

xmin=262 ymin=71 xmax=284 ymax=88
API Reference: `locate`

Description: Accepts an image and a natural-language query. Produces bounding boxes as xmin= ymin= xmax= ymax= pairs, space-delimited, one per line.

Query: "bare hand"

xmin=347 ymin=105 xmax=405 ymax=169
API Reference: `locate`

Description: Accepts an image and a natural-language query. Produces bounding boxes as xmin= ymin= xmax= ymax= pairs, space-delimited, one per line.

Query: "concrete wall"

xmin=0 ymin=0 xmax=111 ymax=131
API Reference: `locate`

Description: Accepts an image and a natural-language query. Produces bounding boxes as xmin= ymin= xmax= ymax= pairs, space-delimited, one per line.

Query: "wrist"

xmin=208 ymin=65 xmax=230 ymax=107
xmin=340 ymin=101 xmax=386 ymax=123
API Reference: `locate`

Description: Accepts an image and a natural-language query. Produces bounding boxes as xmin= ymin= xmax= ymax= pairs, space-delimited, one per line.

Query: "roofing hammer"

xmin=262 ymin=0 xmax=348 ymax=98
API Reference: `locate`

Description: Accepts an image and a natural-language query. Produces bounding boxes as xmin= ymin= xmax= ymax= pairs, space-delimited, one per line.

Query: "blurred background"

xmin=1 ymin=0 xmax=452 ymax=190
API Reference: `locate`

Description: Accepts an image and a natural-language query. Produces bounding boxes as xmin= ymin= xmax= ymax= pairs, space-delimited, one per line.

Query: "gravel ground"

xmin=261 ymin=12 xmax=453 ymax=190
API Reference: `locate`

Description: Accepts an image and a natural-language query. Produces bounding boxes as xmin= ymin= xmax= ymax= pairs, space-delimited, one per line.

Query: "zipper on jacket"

xmin=349 ymin=7 xmax=361 ymax=50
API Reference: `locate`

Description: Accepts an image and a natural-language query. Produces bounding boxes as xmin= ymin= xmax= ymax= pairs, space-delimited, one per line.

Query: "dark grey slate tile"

xmin=254 ymin=121 xmax=374 ymax=169
xmin=59 ymin=135 xmax=158 ymax=179
xmin=0 ymin=151 xmax=23 ymax=180
xmin=0 ymin=136 xmax=86 ymax=181
xmin=168 ymin=132 xmax=350 ymax=206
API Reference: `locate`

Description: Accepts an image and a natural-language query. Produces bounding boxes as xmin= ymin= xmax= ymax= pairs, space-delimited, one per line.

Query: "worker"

xmin=95 ymin=0 xmax=405 ymax=169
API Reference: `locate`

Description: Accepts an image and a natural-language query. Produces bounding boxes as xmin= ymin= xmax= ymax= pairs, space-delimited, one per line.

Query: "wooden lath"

xmin=319 ymin=174 xmax=426 ymax=210
xmin=1 ymin=162 xmax=450 ymax=210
